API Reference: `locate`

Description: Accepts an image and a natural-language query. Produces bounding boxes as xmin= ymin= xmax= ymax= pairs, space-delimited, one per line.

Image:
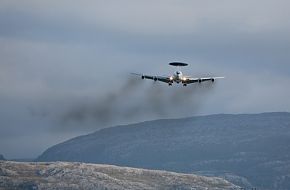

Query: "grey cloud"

xmin=0 ymin=0 xmax=290 ymax=158
xmin=2 ymin=0 xmax=290 ymax=34
xmin=1 ymin=6 xmax=289 ymax=77
xmin=1 ymin=0 xmax=290 ymax=74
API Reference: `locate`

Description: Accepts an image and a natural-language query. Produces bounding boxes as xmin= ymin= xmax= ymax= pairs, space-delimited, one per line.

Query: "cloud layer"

xmin=0 ymin=0 xmax=290 ymax=158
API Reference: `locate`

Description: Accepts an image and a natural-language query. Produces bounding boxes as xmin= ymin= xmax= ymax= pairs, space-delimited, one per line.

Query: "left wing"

xmin=131 ymin=73 xmax=172 ymax=84
xmin=184 ymin=76 xmax=225 ymax=84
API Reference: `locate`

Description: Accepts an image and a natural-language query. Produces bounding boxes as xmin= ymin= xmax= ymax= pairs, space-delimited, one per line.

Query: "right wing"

xmin=131 ymin=73 xmax=172 ymax=84
xmin=184 ymin=76 xmax=225 ymax=84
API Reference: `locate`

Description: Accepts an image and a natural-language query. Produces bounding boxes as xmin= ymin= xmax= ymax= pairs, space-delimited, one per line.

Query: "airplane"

xmin=131 ymin=62 xmax=224 ymax=86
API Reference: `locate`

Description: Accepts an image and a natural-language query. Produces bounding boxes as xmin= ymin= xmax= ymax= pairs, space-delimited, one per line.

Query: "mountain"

xmin=37 ymin=112 xmax=290 ymax=189
xmin=0 ymin=154 xmax=5 ymax=161
xmin=0 ymin=161 xmax=239 ymax=190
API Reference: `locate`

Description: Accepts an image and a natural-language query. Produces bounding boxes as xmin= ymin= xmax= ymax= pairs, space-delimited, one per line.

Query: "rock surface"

xmin=0 ymin=161 xmax=239 ymax=190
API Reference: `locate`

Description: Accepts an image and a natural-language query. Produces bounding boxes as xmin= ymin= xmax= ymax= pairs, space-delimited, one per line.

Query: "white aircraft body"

xmin=132 ymin=62 xmax=224 ymax=86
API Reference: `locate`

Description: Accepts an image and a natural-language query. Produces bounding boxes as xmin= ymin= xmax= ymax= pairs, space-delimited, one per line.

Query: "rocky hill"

xmin=37 ymin=112 xmax=290 ymax=189
xmin=0 ymin=161 xmax=239 ymax=190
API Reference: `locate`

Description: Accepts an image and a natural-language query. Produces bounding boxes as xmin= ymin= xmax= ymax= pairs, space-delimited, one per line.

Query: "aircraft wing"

xmin=131 ymin=73 xmax=172 ymax=83
xmin=185 ymin=76 xmax=225 ymax=84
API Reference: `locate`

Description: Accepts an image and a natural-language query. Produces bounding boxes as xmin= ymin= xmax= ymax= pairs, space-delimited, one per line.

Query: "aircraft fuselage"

xmin=171 ymin=71 xmax=184 ymax=83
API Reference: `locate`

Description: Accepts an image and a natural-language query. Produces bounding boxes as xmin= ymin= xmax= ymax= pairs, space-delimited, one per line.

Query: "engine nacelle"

xmin=141 ymin=75 xmax=145 ymax=79
xmin=211 ymin=78 xmax=215 ymax=82
xmin=154 ymin=77 xmax=157 ymax=81
xmin=198 ymin=79 xmax=202 ymax=83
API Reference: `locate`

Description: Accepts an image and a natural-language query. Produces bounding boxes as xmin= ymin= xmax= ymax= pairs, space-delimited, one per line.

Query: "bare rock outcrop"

xmin=0 ymin=161 xmax=239 ymax=190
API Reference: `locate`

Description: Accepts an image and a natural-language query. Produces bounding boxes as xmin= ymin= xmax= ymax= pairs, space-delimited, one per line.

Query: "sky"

xmin=1 ymin=0 xmax=290 ymax=159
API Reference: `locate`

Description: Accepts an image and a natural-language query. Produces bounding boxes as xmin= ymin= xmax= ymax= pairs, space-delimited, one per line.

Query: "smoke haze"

xmin=61 ymin=77 xmax=215 ymax=129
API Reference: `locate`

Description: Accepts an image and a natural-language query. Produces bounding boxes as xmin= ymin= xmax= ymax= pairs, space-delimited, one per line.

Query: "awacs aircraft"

xmin=132 ymin=62 xmax=224 ymax=86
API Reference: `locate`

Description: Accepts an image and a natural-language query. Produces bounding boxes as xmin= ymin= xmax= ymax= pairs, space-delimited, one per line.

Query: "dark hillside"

xmin=37 ymin=112 xmax=290 ymax=189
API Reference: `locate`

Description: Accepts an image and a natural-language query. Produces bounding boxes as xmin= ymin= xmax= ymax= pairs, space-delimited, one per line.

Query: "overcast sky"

xmin=1 ymin=0 xmax=290 ymax=159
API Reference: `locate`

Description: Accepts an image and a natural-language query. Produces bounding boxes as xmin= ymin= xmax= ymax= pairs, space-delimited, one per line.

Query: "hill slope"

xmin=0 ymin=161 xmax=238 ymax=190
xmin=37 ymin=112 xmax=290 ymax=189
xmin=0 ymin=154 xmax=5 ymax=161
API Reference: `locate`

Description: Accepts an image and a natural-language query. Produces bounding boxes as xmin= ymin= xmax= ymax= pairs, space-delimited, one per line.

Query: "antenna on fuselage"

xmin=169 ymin=62 xmax=188 ymax=73
xmin=169 ymin=62 xmax=188 ymax=67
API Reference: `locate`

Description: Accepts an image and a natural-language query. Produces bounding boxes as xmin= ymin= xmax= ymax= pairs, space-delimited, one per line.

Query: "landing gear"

xmin=183 ymin=83 xmax=187 ymax=86
xmin=168 ymin=83 xmax=172 ymax=86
